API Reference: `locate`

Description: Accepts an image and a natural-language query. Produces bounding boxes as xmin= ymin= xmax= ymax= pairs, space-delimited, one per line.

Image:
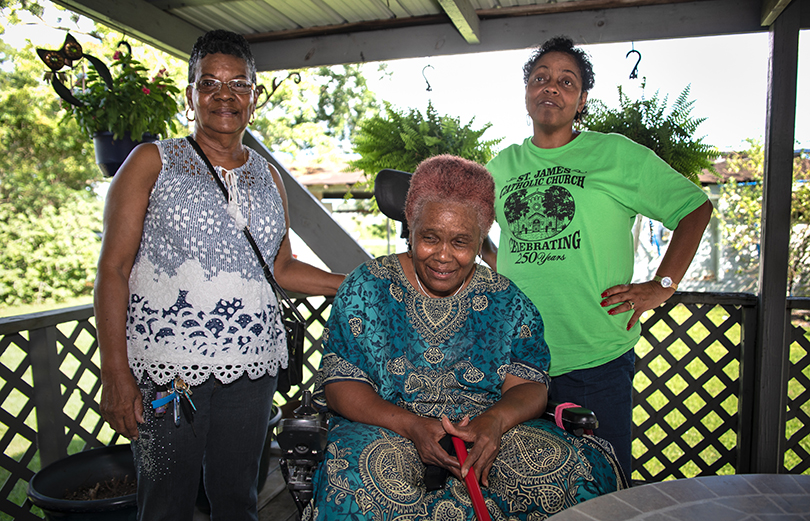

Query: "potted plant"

xmin=348 ymin=100 xmax=502 ymax=190
xmin=38 ymin=34 xmax=181 ymax=176
xmin=27 ymin=444 xmax=137 ymax=520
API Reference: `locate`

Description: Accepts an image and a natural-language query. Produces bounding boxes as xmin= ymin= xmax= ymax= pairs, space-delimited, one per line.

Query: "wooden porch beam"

xmin=249 ymin=0 xmax=764 ymax=71
xmin=761 ymin=0 xmax=796 ymax=25
xmin=437 ymin=0 xmax=481 ymax=44
xmin=51 ymin=0 xmax=202 ymax=59
xmin=752 ymin=0 xmax=800 ymax=473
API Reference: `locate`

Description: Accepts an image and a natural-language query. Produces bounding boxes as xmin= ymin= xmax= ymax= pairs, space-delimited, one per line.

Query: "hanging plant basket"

xmin=93 ymin=131 xmax=157 ymax=177
xmin=27 ymin=444 xmax=137 ymax=521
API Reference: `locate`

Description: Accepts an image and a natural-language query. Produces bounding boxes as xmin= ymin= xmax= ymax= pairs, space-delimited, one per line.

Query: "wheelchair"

xmin=276 ymin=168 xmax=599 ymax=515
xmin=277 ymin=391 xmax=597 ymax=515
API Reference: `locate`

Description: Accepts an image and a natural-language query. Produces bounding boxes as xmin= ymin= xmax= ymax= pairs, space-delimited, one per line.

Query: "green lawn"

xmin=0 ymin=296 xmax=94 ymax=319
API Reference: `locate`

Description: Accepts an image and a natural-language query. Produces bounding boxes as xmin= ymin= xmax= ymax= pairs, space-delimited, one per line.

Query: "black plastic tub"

xmin=27 ymin=444 xmax=137 ymax=521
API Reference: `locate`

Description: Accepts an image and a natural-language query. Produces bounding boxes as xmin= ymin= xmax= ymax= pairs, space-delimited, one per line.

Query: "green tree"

xmin=250 ymin=64 xmax=381 ymax=161
xmin=1 ymin=0 xmax=380 ymax=308
xmin=0 ymin=39 xmax=98 ymax=216
xmin=0 ymin=2 xmax=185 ymax=308
xmin=582 ymin=82 xmax=718 ymax=184
xmin=0 ymin=197 xmax=102 ymax=306
xmin=719 ymin=139 xmax=810 ymax=295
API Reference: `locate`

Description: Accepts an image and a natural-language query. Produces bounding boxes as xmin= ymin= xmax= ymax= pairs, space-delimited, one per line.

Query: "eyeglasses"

xmin=193 ymin=78 xmax=254 ymax=95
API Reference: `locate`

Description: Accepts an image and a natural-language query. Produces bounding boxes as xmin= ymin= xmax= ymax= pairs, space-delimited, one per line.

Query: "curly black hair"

xmin=523 ymin=36 xmax=595 ymax=89
xmin=522 ymin=36 xmax=595 ymax=121
xmin=188 ymin=29 xmax=257 ymax=84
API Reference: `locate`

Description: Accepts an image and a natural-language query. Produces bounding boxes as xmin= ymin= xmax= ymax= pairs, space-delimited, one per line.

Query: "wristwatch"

xmin=653 ymin=275 xmax=678 ymax=291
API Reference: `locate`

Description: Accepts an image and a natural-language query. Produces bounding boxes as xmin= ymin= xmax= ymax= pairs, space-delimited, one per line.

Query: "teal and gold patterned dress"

xmin=308 ymin=255 xmax=626 ymax=520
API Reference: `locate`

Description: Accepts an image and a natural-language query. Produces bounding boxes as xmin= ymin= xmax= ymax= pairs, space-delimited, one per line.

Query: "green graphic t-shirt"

xmin=487 ymin=132 xmax=708 ymax=376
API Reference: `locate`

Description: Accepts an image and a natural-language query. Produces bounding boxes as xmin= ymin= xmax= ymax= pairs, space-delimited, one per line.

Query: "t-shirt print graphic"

xmin=503 ymin=186 xmax=575 ymax=241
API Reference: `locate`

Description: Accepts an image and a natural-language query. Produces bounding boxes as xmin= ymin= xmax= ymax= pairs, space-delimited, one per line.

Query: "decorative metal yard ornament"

xmin=255 ymin=72 xmax=302 ymax=109
xmin=36 ymin=33 xmax=113 ymax=107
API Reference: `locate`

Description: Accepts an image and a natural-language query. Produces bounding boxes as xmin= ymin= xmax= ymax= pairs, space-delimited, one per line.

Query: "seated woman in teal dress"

xmin=308 ymin=155 xmax=626 ymax=520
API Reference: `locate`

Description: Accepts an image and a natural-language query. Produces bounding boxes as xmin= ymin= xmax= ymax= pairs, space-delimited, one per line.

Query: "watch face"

xmin=661 ymin=276 xmax=673 ymax=288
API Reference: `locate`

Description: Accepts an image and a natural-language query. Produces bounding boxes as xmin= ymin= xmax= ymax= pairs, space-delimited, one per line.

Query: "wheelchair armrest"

xmin=543 ymin=400 xmax=598 ymax=436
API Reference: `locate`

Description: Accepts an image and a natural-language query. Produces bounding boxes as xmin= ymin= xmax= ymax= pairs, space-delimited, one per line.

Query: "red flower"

xmin=113 ymin=51 xmax=122 ymax=60
xmin=142 ymin=87 xmax=151 ymax=95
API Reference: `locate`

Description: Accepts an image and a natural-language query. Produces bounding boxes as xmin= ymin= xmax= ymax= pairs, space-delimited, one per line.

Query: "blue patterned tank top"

xmin=127 ymin=137 xmax=287 ymax=386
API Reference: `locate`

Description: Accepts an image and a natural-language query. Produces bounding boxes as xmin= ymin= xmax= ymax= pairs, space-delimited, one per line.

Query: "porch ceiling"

xmin=49 ymin=0 xmax=807 ymax=71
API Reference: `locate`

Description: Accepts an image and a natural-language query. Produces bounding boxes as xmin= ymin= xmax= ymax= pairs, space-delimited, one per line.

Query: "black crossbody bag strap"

xmin=185 ymin=135 xmax=306 ymax=325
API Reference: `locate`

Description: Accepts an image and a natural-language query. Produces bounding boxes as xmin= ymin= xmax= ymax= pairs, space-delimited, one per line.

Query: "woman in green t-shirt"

xmin=484 ymin=36 xmax=713 ymax=480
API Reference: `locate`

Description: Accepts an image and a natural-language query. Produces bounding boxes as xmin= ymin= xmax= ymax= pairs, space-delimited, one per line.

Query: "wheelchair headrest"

xmin=374 ymin=169 xmax=412 ymax=223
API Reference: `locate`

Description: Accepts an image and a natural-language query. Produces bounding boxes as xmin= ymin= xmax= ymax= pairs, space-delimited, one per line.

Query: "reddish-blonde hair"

xmin=404 ymin=155 xmax=495 ymax=240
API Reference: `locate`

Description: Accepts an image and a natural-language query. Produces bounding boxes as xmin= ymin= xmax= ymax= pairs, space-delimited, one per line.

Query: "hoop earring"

xmin=185 ymin=107 xmax=196 ymax=122
xmin=526 ymin=113 xmax=532 ymax=126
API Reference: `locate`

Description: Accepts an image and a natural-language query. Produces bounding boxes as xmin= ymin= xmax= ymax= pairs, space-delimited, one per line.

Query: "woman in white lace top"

xmin=93 ymin=29 xmax=344 ymax=521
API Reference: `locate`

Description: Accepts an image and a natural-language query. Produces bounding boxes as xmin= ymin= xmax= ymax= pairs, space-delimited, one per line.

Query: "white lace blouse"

xmin=126 ymin=138 xmax=287 ymax=386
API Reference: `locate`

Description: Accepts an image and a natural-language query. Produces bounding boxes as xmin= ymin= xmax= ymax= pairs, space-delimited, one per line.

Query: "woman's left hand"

xmin=600 ymin=281 xmax=674 ymax=330
xmin=441 ymin=414 xmax=502 ymax=487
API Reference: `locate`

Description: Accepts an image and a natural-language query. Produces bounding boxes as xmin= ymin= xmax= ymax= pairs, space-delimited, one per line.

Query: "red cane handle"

xmin=451 ymin=436 xmax=491 ymax=521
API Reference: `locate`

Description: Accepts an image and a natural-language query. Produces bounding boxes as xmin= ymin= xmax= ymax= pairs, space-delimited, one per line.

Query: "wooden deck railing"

xmin=1 ymin=292 xmax=808 ymax=519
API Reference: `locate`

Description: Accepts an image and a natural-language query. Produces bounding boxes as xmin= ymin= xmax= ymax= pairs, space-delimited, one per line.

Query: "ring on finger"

xmin=628 ymin=301 xmax=635 ymax=309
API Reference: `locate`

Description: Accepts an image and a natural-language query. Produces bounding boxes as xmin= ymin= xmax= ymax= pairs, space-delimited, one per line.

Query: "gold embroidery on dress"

xmin=404 ymin=291 xmax=469 ymax=347
xmin=366 ymin=256 xmax=396 ymax=281
xmin=324 ymin=424 xmax=584 ymax=521
xmin=364 ymin=256 xmax=513 ymax=348
xmin=429 ymin=500 xmax=466 ymax=520
xmin=488 ymin=425 xmax=593 ymax=515
xmin=503 ymin=361 xmax=550 ymax=387
xmin=463 ymin=365 xmax=485 ymax=383
xmin=349 ymin=316 xmax=363 ymax=337
xmin=323 ymin=327 xmax=330 ymax=343
xmin=390 ymin=283 xmax=403 ymax=302
xmin=320 ymin=353 xmax=379 ymax=391
xmin=520 ymin=324 xmax=532 ymax=338
xmin=357 ymin=430 xmax=426 ymax=517
xmin=467 ymin=264 xmax=510 ymax=293
xmin=322 ymin=442 xmax=354 ymax=506
xmin=394 ymin=357 xmax=492 ymax=419
xmin=388 ymin=356 xmax=407 ymax=375
xmin=424 ymin=346 xmax=444 ymax=364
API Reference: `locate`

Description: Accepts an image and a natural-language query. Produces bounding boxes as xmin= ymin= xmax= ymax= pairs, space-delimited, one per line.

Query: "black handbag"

xmin=186 ymin=136 xmax=306 ymax=394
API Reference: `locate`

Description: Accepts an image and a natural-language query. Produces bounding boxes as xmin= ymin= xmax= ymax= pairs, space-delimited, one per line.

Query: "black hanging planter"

xmin=93 ymin=131 xmax=157 ymax=177
xmin=27 ymin=444 xmax=137 ymax=521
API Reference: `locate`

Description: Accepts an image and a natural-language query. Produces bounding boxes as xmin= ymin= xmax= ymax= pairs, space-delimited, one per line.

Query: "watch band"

xmin=654 ymin=275 xmax=678 ymax=291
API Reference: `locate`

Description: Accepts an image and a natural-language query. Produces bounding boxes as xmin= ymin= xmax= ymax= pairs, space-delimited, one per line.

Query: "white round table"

xmin=549 ymin=474 xmax=810 ymax=520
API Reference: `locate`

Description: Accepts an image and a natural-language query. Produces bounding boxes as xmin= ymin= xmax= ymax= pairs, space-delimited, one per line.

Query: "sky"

xmin=363 ymin=31 xmax=810 ymax=153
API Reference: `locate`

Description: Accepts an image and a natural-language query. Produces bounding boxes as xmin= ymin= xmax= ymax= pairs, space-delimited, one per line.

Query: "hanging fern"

xmin=348 ymin=101 xmax=502 ymax=194
xmin=581 ymin=82 xmax=718 ymax=184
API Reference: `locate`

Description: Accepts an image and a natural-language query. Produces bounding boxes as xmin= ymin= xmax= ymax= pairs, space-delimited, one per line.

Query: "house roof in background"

xmin=699 ymin=153 xmax=810 ymax=185
xmin=49 ymin=0 xmax=802 ymax=71
xmin=290 ymin=161 xmax=364 ymax=188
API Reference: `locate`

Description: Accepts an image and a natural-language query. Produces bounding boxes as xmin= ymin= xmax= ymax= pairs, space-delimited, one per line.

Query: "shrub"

xmin=0 ymin=196 xmax=102 ymax=307
xmin=582 ymin=82 xmax=718 ymax=184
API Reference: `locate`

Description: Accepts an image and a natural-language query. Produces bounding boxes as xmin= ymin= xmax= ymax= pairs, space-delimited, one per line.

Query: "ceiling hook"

xmin=422 ymin=64 xmax=434 ymax=92
xmin=626 ymin=44 xmax=642 ymax=80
